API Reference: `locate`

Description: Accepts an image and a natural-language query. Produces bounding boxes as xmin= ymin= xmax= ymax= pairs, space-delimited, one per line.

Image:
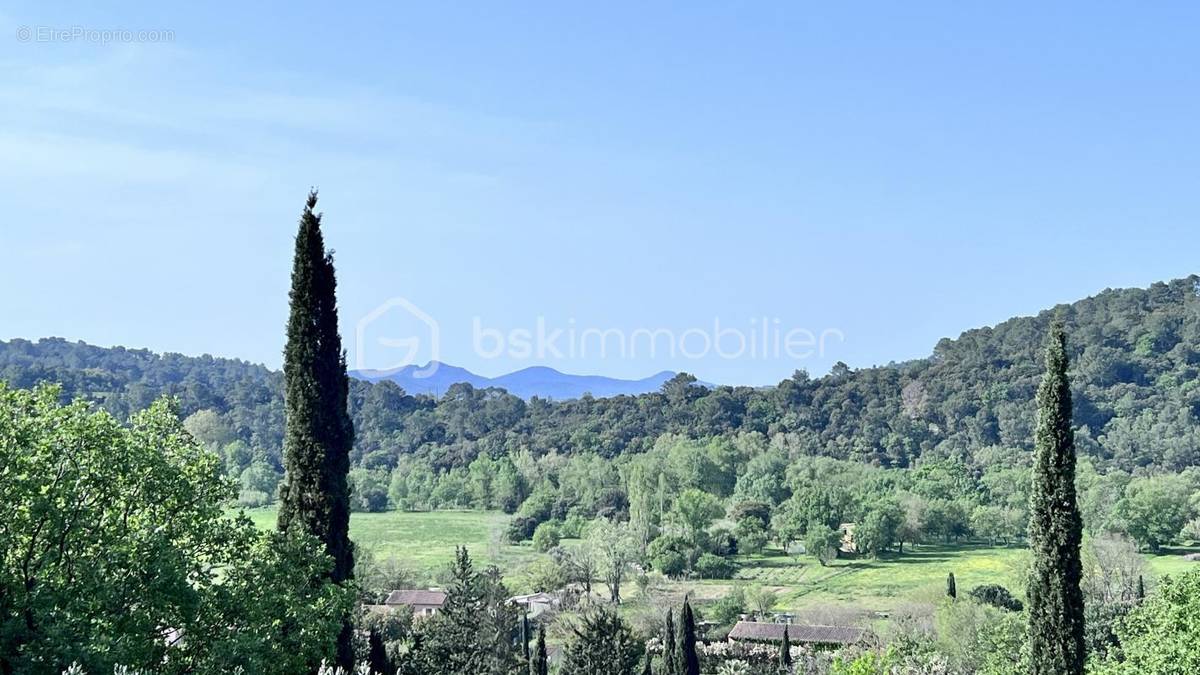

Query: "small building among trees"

xmin=508 ymin=592 xmax=561 ymax=618
xmin=382 ymin=589 xmax=447 ymax=617
xmin=727 ymin=621 xmax=867 ymax=651
xmin=838 ymin=523 xmax=858 ymax=554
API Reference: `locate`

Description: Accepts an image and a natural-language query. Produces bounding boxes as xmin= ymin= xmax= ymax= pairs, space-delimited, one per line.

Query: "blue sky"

xmin=2 ymin=2 xmax=1198 ymax=385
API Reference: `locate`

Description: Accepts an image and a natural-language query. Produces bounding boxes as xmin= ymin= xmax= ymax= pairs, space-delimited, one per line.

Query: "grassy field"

xmin=239 ymin=507 xmax=1198 ymax=613
xmin=239 ymin=507 xmax=545 ymax=580
xmin=715 ymin=544 xmax=1191 ymax=613
xmin=731 ymin=544 xmax=1030 ymax=612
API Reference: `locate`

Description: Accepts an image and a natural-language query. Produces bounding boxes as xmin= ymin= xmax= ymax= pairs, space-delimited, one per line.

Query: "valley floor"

xmin=239 ymin=507 xmax=1196 ymax=615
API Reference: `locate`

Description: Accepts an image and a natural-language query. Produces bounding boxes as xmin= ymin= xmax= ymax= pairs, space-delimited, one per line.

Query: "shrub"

xmin=517 ymin=486 xmax=556 ymax=522
xmin=561 ymin=513 xmax=589 ymax=539
xmin=709 ymin=586 xmax=747 ymax=626
xmin=804 ymin=523 xmax=841 ymax=566
xmin=729 ymin=501 xmax=773 ymax=529
xmin=1092 ymin=568 xmax=1200 ymax=673
xmin=505 ymin=515 xmax=540 ymax=543
xmin=238 ymin=489 xmax=272 ymax=508
xmin=695 ymin=553 xmax=738 ymax=579
xmin=738 ymin=526 xmax=769 ymax=555
xmin=717 ymin=660 xmax=752 ymax=675
xmin=652 ymin=550 xmax=687 ymax=577
xmin=532 ymin=521 xmax=562 ymax=552
xmin=710 ymin=527 xmax=739 ymax=557
xmin=969 ymin=584 xmax=1024 ymax=612
xmin=648 ymin=535 xmax=692 ymax=577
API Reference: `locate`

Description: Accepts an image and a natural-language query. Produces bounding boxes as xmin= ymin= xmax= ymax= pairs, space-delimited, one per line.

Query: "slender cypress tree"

xmin=680 ymin=600 xmax=700 ymax=675
xmin=663 ymin=608 xmax=678 ymax=675
xmin=367 ymin=630 xmax=394 ymax=675
xmin=276 ymin=191 xmax=356 ymax=667
xmin=530 ymin=625 xmax=548 ymax=675
xmin=946 ymin=572 xmax=957 ymax=599
xmin=779 ymin=624 xmax=792 ymax=670
xmin=1027 ymin=321 xmax=1086 ymax=675
xmin=1136 ymin=575 xmax=1145 ymax=602
xmin=522 ymin=612 xmax=531 ymax=663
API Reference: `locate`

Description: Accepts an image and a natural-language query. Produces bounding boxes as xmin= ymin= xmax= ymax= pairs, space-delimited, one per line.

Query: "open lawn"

xmin=731 ymin=544 xmax=1029 ymax=612
xmin=238 ymin=507 xmax=545 ymax=581
xmin=678 ymin=543 xmax=1195 ymax=615
xmin=240 ymin=507 xmax=1199 ymax=614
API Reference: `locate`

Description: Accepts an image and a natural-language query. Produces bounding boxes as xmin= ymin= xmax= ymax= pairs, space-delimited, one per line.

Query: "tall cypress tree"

xmin=1027 ymin=321 xmax=1086 ymax=675
xmin=946 ymin=572 xmax=957 ymax=599
xmin=367 ymin=630 xmax=394 ymax=675
xmin=779 ymin=624 xmax=792 ymax=670
xmin=530 ymin=625 xmax=548 ymax=675
xmin=277 ymin=191 xmax=355 ymax=667
xmin=663 ymin=608 xmax=678 ymax=675
xmin=680 ymin=600 xmax=700 ymax=675
xmin=521 ymin=612 xmax=531 ymax=663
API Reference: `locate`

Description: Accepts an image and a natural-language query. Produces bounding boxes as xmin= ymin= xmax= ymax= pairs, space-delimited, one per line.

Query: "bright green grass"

xmin=1144 ymin=547 xmax=1199 ymax=579
xmin=696 ymin=544 xmax=1030 ymax=613
xmin=708 ymin=543 xmax=1195 ymax=613
xmin=239 ymin=507 xmax=543 ymax=580
xmin=239 ymin=507 xmax=1199 ymax=611
xmin=765 ymin=544 xmax=1029 ymax=611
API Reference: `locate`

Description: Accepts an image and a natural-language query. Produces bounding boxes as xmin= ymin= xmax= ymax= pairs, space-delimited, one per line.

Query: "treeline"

xmin=3 ymin=279 xmax=1199 ymax=550
xmin=418 ymin=433 xmax=1198 ymax=578
xmin=3 ymin=277 xmax=1199 ymax=484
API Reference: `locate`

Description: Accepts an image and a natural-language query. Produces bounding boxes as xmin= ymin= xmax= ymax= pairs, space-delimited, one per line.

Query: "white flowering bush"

xmin=717 ymin=659 xmax=754 ymax=675
xmin=61 ymin=662 xmax=383 ymax=675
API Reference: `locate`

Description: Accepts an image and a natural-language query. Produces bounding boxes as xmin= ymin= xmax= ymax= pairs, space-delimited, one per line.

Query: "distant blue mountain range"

xmin=351 ymin=362 xmax=683 ymax=400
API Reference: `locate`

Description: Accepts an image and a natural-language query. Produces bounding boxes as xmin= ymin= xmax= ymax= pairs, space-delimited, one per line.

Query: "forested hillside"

xmin=3 ymin=276 xmax=1197 ymax=482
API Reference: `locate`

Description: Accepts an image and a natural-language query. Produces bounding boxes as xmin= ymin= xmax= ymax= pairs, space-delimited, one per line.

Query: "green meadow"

xmin=238 ymin=507 xmax=545 ymax=580
xmin=238 ymin=507 xmax=1196 ymax=613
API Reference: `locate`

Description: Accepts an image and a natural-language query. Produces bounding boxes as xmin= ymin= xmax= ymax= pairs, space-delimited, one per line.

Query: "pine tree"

xmin=530 ymin=625 xmax=548 ymax=675
xmin=276 ymin=190 xmax=356 ymax=667
xmin=1136 ymin=575 xmax=1145 ymax=601
xmin=946 ymin=572 xmax=957 ymax=599
xmin=1027 ymin=321 xmax=1086 ymax=675
xmin=779 ymin=623 xmax=792 ymax=670
xmin=663 ymin=608 xmax=678 ymax=675
xmin=561 ymin=606 xmax=644 ymax=675
xmin=422 ymin=548 xmax=521 ymax=675
xmin=680 ymin=600 xmax=700 ymax=675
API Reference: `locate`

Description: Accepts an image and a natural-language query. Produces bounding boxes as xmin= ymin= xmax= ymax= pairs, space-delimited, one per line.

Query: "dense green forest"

xmin=3 ymin=275 xmax=1198 ymax=479
xmin=3 ymin=277 xmax=1199 ymax=559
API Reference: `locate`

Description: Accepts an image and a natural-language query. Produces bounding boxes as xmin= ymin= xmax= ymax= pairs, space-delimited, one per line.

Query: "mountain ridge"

xmin=351 ymin=362 xmax=685 ymax=400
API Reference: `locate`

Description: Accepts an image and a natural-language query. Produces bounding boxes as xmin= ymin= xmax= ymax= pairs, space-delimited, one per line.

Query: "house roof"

xmin=728 ymin=621 xmax=866 ymax=645
xmin=509 ymin=592 xmax=557 ymax=605
xmin=384 ymin=590 xmax=447 ymax=607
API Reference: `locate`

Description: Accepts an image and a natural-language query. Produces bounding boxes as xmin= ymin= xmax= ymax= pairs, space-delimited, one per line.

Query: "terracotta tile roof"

xmin=728 ymin=621 xmax=866 ymax=645
xmin=384 ymin=589 xmax=447 ymax=607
